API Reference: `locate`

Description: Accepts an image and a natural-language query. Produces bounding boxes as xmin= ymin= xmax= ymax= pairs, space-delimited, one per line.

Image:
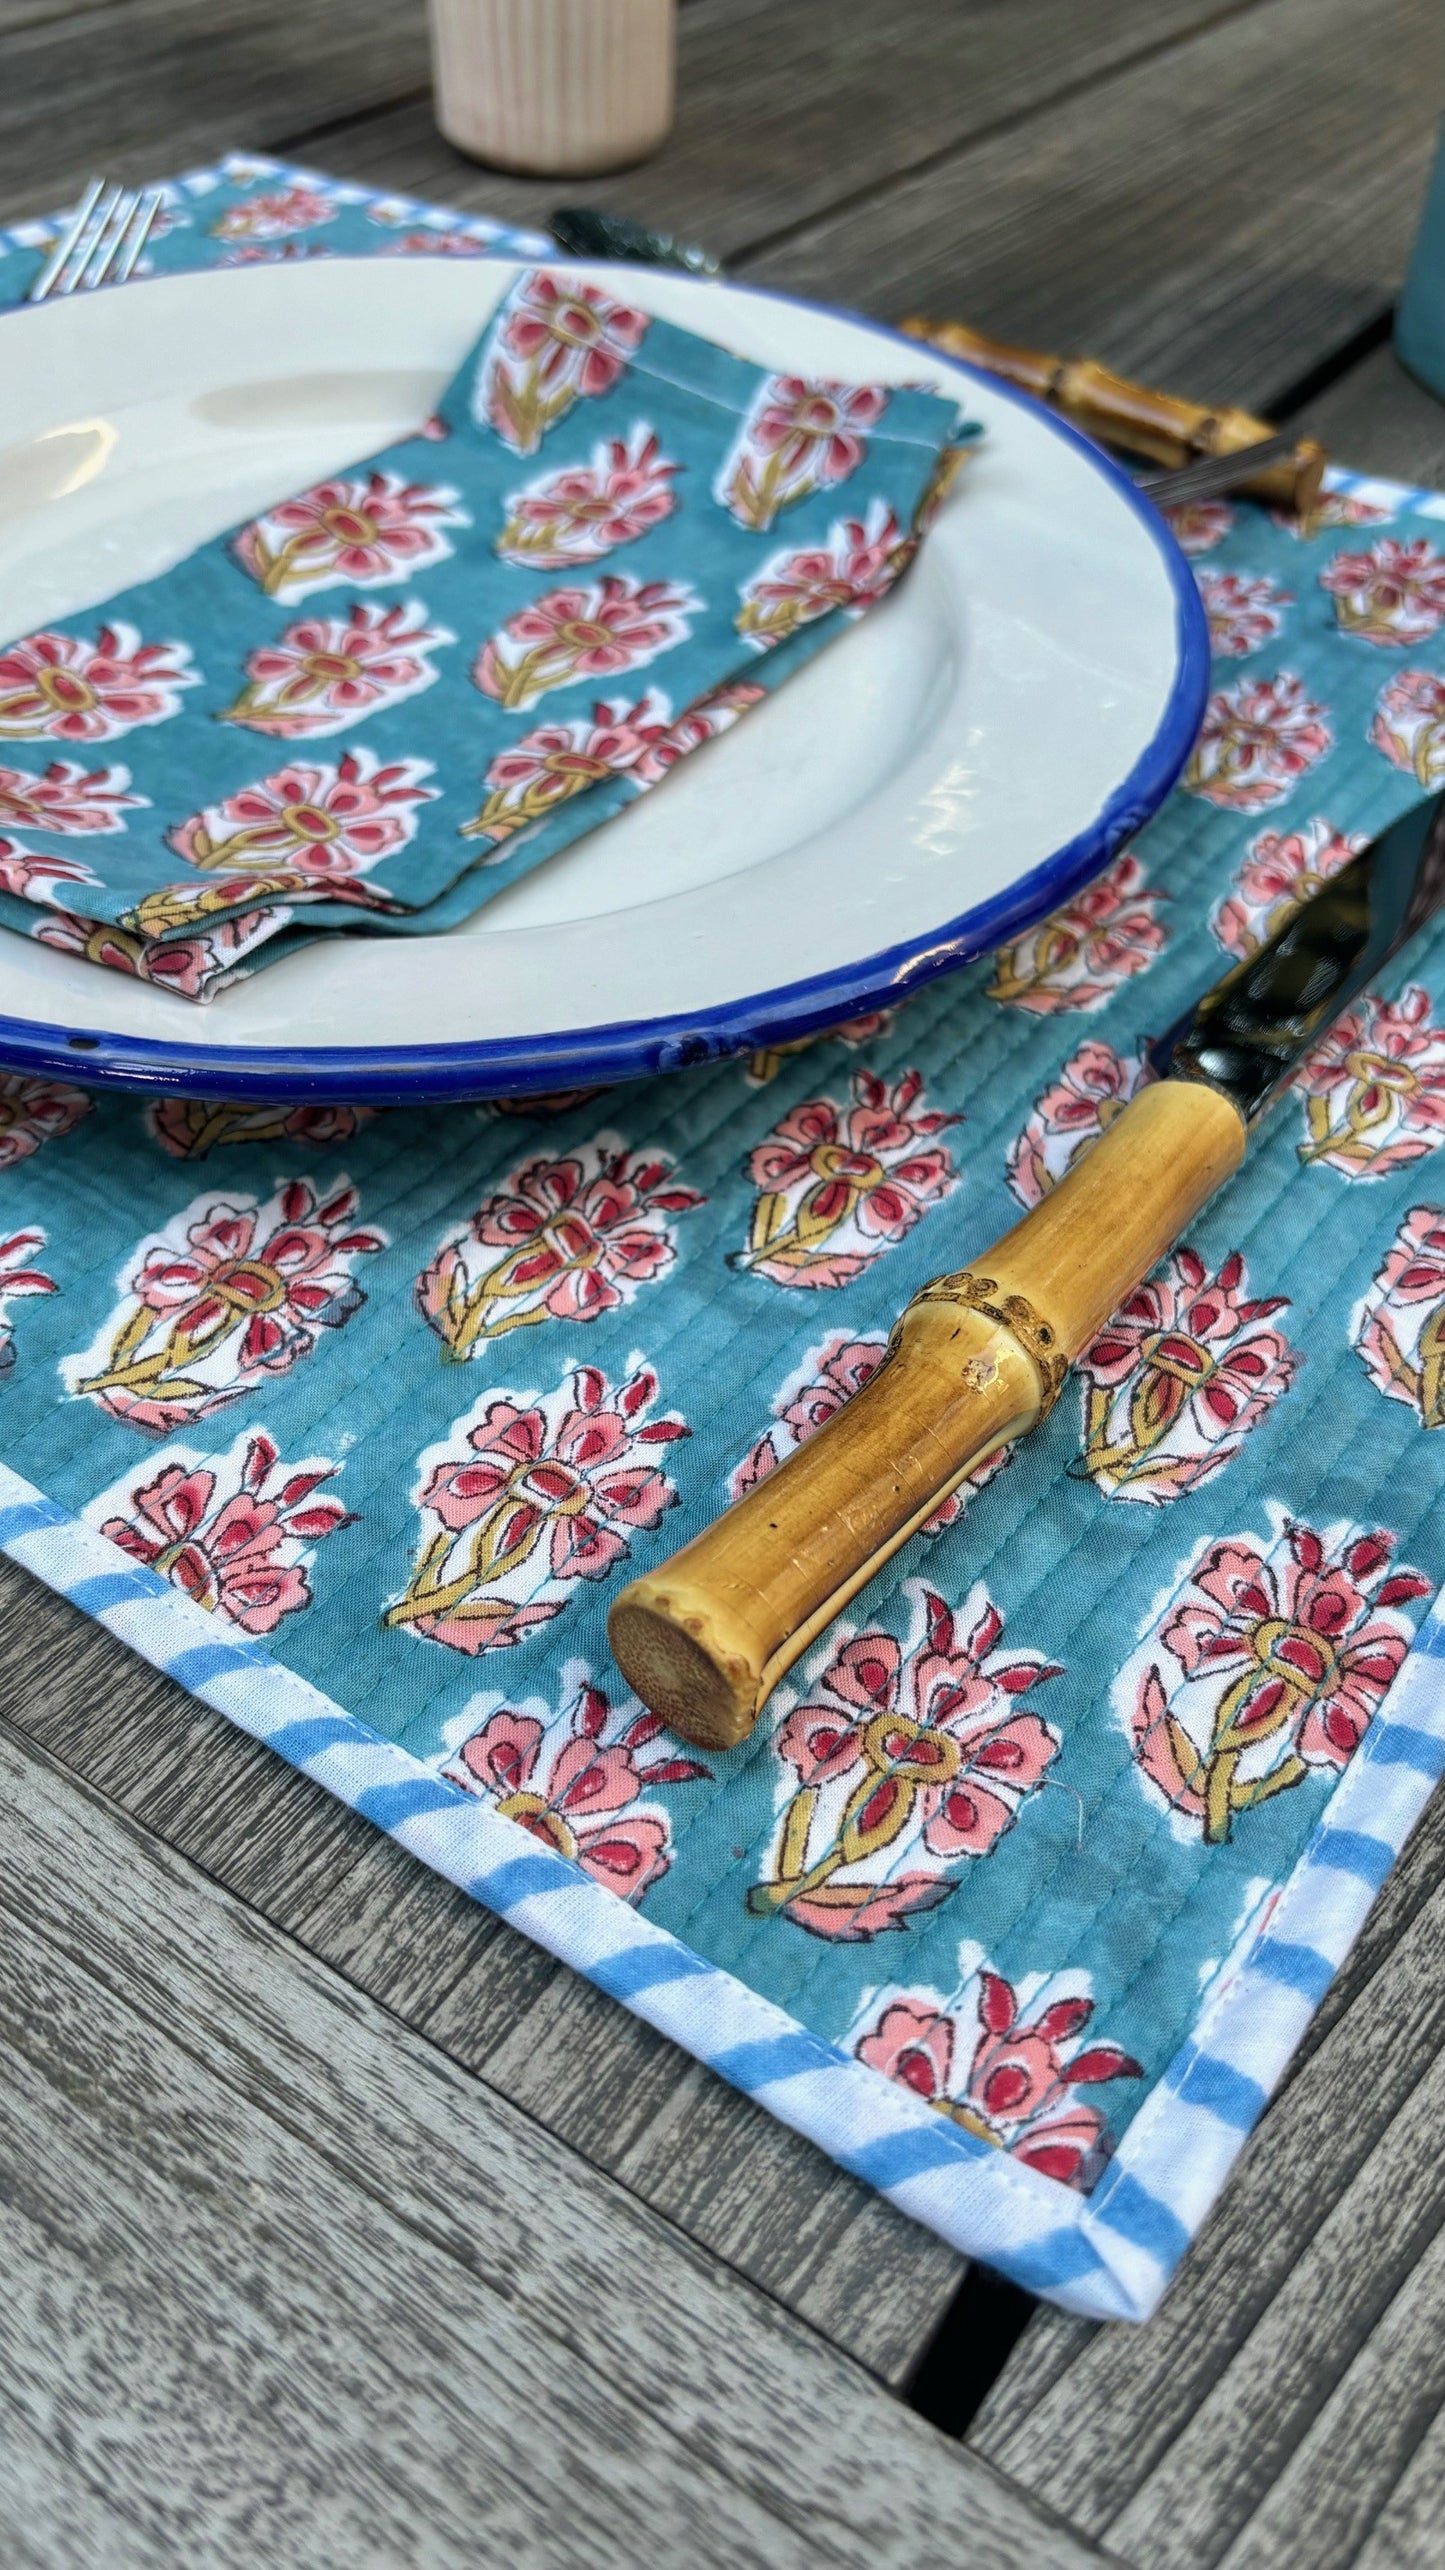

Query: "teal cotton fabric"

xmin=0 ymin=215 xmax=965 ymax=997
xmin=4 ymin=162 xmax=1445 ymax=2273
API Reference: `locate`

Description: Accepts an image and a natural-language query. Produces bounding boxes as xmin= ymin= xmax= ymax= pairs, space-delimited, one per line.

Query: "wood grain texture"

xmin=299 ymin=0 xmax=1268 ymax=261
xmin=1293 ymin=342 xmax=1445 ymax=487
xmin=968 ymin=1772 xmax=1445 ymax=2565
xmin=0 ymin=1552 xmax=962 ymax=2385
xmin=740 ymin=0 xmax=1442 ymax=416
xmin=0 ymin=0 xmax=433 ymax=229
xmin=0 ymin=1717 xmax=1106 ymax=2570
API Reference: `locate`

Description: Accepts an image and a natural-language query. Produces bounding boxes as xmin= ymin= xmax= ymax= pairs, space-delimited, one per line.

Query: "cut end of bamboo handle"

xmin=608 ymin=1587 xmax=765 ymax=1752
xmin=901 ymin=315 xmax=1326 ymax=516
xmin=610 ymin=1079 xmax=1248 ymax=1750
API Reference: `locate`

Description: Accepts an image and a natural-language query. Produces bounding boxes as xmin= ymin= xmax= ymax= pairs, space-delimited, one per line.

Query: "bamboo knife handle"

xmin=608 ymin=1079 xmax=1247 ymax=1749
xmin=900 ymin=317 xmax=1326 ymax=517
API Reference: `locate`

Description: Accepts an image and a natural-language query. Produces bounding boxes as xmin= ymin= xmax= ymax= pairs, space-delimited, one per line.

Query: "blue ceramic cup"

xmin=1398 ymin=120 xmax=1445 ymax=401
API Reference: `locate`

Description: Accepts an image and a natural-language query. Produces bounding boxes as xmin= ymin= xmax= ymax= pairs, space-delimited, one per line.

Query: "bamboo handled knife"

xmin=608 ymin=789 xmax=1445 ymax=1750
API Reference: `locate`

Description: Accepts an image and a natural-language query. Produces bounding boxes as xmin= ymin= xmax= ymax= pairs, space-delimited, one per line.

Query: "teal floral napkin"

xmin=0 ymin=261 xmax=968 ymax=999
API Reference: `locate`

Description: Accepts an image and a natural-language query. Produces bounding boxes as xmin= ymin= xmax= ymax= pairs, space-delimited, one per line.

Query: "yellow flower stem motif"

xmin=987 ymin=921 xmax=1079 ymax=1007
xmin=1297 ymin=1055 xmax=1419 ymax=1168
xmin=124 ymin=873 xmax=306 ymax=939
xmin=1361 ymin=1302 xmax=1445 ymax=1426
xmin=724 ymin=444 xmax=794 ymax=535
xmin=76 ymin=1285 xmax=256 ymax=1406
xmin=749 ymin=1715 xmax=958 ymax=1918
xmin=489 ymin=373 xmax=580 ymax=460
xmin=432 ymin=1225 xmax=595 ymax=1357
xmin=387 ymin=1466 xmax=575 ymax=1628
xmin=460 ymin=754 xmax=610 ymax=844
xmin=739 ymin=1163 xmax=871 ymax=1277
xmin=1198 ymin=1643 xmax=1313 ymax=1844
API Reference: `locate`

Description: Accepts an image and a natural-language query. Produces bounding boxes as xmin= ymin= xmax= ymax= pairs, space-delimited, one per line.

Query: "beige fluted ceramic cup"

xmin=430 ymin=0 xmax=676 ymax=176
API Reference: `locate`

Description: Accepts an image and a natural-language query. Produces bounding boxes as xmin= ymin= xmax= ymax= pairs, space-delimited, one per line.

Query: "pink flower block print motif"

xmin=418 ymin=1139 xmax=703 ymax=1357
xmin=1371 ymin=668 xmax=1445 ymax=789
xmin=716 ymin=376 xmax=889 ymax=531
xmin=0 ymin=1073 xmax=89 ymax=1169
xmin=855 ymin=1973 xmax=1140 ymax=2187
xmin=1272 ymin=491 xmax=1394 ymax=542
xmin=750 ymin=1585 xmax=1062 ymax=1939
xmin=0 ymin=1228 xmax=56 ymax=1377
xmin=1293 ymin=985 xmax=1445 ymax=1178
xmin=1185 ymin=672 xmax=1332 ymax=812
xmin=1195 ymin=570 xmax=1290 ymax=658
xmin=168 ymin=748 xmax=436 ymax=893
xmin=1320 ymin=536 xmax=1445 ymax=647
xmin=476 ymin=271 xmax=650 ymax=456
xmin=462 ymin=692 xmax=671 ymax=846
xmin=1210 ymin=816 xmax=1366 ymax=961
xmin=231 ymin=471 xmax=468 ymax=605
xmin=738 ymin=1067 xmax=958 ymax=1289
xmin=1077 ymin=1247 xmax=1297 ymax=1505
xmin=496 ymin=429 xmax=680 ymax=569
xmin=743 ymin=1008 xmax=894 ymax=1087
xmin=488 ymin=1088 xmax=606 ymax=1120
xmin=384 ymin=1359 xmax=687 ymax=1657
xmin=148 ymin=1097 xmax=374 ymax=1159
xmin=1006 ymin=1041 xmax=1152 ymax=1207
xmin=0 ymin=759 xmax=142 ymax=834
xmin=988 ymin=853 xmax=1168 ymax=1015
xmin=443 ymin=1675 xmax=708 ymax=1901
xmin=1123 ymin=1514 xmax=1429 ymax=1844
xmin=629 ymin=679 xmax=768 ymax=785
xmin=220 ymin=243 xmax=335 ymax=269
xmin=736 ymin=501 xmax=914 ymax=650
xmin=212 ymin=184 xmax=338 ymax=242
xmin=33 ymin=903 xmax=288 ymax=1002
xmin=0 ymin=833 xmax=101 ymax=906
xmin=0 ymin=625 xmax=198 ymax=743
xmin=223 ymin=602 xmax=453 ymax=738
xmin=1162 ymin=500 xmax=1233 ymax=556
xmin=731 ymin=1331 xmax=1007 ymax=1533
xmin=472 ymin=573 xmax=698 ymax=715
xmin=1353 ymin=1205 xmax=1445 ymax=1428
xmin=92 ymin=1428 xmax=352 ymax=1634
xmin=65 ymin=1178 xmax=385 ymax=1435
xmin=381 ymin=231 xmax=490 ymax=258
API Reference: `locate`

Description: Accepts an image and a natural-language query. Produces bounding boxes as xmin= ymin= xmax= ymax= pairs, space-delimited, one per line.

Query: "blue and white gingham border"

xmin=3 ymin=1446 xmax=1444 ymax=2321
xmin=0 ymin=150 xmax=552 ymax=263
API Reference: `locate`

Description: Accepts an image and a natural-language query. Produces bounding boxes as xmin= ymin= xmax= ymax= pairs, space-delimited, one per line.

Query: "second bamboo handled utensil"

xmin=609 ymin=789 xmax=1445 ymax=1750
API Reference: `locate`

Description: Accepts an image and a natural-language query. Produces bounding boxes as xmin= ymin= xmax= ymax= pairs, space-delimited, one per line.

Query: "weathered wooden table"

xmin=3 ymin=3 xmax=1444 ymax=2561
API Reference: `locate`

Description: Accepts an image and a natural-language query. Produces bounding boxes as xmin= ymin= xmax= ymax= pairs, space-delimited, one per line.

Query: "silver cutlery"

xmin=27 ymin=177 xmax=164 ymax=303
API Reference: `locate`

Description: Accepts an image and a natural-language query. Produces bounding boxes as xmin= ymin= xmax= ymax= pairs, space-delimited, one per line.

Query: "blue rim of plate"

xmin=0 ymin=264 xmax=1211 ymax=1103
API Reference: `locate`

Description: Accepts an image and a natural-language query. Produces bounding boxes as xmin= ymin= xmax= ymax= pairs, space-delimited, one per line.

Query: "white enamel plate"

xmin=0 ymin=258 xmax=1207 ymax=1099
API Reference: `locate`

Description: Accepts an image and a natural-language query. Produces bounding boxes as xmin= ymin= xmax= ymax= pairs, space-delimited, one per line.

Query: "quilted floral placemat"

xmin=3 ymin=161 xmax=1445 ymax=2319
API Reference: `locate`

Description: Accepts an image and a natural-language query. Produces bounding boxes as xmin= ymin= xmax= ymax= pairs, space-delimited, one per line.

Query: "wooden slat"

xmin=300 ymin=0 xmax=1264 ymax=265
xmin=0 ymin=1553 xmax=963 ymax=2385
xmin=1293 ymin=342 xmax=1445 ymax=488
xmin=967 ymin=1774 xmax=1445 ymax=2565
xmin=0 ymin=1715 xmax=1104 ymax=2570
xmin=738 ymin=0 xmax=1441 ymax=417
xmin=0 ymin=0 xmax=433 ymax=230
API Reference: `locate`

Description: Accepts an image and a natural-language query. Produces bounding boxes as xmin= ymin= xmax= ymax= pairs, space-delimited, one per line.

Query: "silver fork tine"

xmin=112 ymin=188 xmax=163 ymax=284
xmin=26 ymin=175 xmax=105 ymax=303
xmin=53 ymin=180 xmax=123 ymax=295
xmin=77 ymin=186 xmax=139 ymax=291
